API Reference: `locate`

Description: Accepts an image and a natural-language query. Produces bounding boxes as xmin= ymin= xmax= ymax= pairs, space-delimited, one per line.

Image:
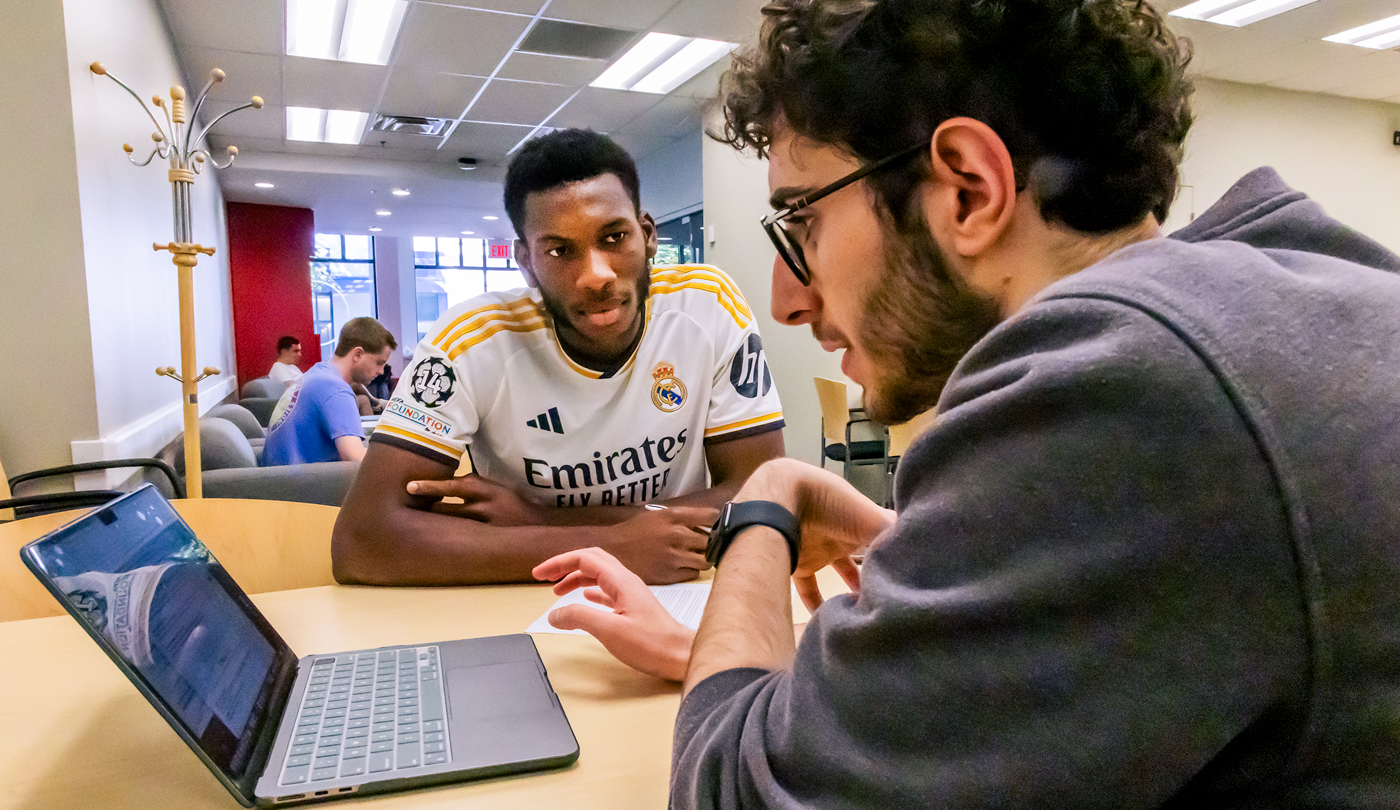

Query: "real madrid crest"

xmin=651 ymin=361 xmax=686 ymax=413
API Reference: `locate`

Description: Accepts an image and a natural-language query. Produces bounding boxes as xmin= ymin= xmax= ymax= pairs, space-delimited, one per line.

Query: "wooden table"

xmin=0 ymin=554 xmax=838 ymax=809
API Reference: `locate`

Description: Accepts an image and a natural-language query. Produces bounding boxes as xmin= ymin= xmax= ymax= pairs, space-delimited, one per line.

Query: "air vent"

xmin=369 ymin=115 xmax=450 ymax=136
xmin=518 ymin=20 xmax=636 ymax=60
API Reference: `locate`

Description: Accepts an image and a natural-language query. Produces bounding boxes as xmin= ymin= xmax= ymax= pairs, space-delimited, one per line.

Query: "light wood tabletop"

xmin=0 ymin=535 xmax=842 ymax=809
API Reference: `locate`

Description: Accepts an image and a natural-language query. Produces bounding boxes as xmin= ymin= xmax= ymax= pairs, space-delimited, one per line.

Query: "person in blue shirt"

xmin=263 ymin=317 xmax=396 ymax=466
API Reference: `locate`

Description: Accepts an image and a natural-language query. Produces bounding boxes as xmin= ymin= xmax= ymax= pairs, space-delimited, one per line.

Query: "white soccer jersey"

xmin=373 ymin=264 xmax=784 ymax=509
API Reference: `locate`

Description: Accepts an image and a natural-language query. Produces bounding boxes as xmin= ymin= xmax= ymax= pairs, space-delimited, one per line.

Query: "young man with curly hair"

xmin=532 ymin=0 xmax=1400 ymax=806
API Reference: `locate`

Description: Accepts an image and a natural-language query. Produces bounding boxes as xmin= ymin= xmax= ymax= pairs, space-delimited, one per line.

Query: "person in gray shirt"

xmin=532 ymin=0 xmax=1400 ymax=806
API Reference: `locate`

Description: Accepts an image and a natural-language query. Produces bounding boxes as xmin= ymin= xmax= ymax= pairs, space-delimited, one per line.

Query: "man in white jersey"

xmin=333 ymin=129 xmax=786 ymax=586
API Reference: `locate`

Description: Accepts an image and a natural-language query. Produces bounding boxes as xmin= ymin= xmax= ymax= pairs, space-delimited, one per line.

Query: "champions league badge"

xmin=408 ymin=357 xmax=457 ymax=407
xmin=651 ymin=362 xmax=687 ymax=413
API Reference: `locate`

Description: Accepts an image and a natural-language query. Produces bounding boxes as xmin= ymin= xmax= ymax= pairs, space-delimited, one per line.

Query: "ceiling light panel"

xmin=1168 ymin=0 xmax=1320 ymax=27
xmin=287 ymin=106 xmax=370 ymax=144
xmin=591 ymin=32 xmax=736 ymax=94
xmin=1325 ymin=13 xmax=1400 ymax=49
xmin=287 ymin=0 xmax=408 ymax=65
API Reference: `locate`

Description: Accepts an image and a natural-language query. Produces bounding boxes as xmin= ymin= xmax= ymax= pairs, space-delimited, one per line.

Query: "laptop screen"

xmin=22 ymin=487 xmax=298 ymax=793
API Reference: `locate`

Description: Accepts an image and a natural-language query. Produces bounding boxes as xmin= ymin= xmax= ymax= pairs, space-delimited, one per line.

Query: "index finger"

xmin=532 ymin=547 xmax=637 ymax=591
xmin=407 ymin=475 xmax=480 ymax=498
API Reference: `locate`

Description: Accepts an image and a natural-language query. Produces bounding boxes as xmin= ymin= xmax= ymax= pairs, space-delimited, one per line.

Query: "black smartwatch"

xmin=706 ymin=500 xmax=801 ymax=573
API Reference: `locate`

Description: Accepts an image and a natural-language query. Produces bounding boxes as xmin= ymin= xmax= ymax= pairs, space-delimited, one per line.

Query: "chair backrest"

xmin=242 ymin=376 xmax=285 ymax=400
xmin=171 ymin=418 xmax=257 ymax=475
xmin=207 ymin=403 xmax=267 ymax=441
xmin=887 ymin=408 xmax=937 ymax=458
xmin=0 ymin=498 xmax=340 ymax=622
xmin=814 ymin=377 xmax=851 ymax=444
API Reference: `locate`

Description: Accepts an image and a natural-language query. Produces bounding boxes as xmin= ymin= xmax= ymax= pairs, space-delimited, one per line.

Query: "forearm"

xmin=683 ymin=526 xmax=795 ymax=695
xmin=334 ymin=501 xmax=612 ymax=585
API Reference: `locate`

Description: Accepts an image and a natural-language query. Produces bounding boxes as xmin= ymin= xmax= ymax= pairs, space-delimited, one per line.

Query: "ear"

xmin=513 ymin=239 xmax=538 ymax=288
xmin=639 ymin=211 xmax=658 ymax=262
xmin=923 ymin=117 xmax=1018 ymax=258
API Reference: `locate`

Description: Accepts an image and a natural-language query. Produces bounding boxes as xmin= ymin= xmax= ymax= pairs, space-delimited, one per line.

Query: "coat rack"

xmin=90 ymin=62 xmax=262 ymax=498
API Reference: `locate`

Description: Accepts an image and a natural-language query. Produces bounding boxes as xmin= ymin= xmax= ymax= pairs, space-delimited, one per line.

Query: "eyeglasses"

xmin=761 ymin=141 xmax=927 ymax=285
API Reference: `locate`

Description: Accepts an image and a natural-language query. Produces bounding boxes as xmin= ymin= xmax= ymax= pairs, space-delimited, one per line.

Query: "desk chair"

xmin=883 ymin=409 xmax=937 ymax=507
xmin=0 ymin=498 xmax=340 ymax=622
xmin=814 ymin=377 xmax=887 ymax=481
xmin=0 ymin=458 xmax=184 ymax=521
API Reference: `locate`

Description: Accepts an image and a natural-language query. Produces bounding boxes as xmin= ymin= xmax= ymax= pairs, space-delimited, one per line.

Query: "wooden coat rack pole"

xmin=90 ymin=62 xmax=261 ymax=498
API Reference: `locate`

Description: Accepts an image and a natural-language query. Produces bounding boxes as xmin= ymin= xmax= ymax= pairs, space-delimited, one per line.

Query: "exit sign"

xmin=489 ymin=244 xmax=509 ymax=259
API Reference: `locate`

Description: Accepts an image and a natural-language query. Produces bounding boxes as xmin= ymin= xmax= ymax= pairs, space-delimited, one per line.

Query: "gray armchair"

xmin=164 ymin=417 xmax=359 ymax=507
xmin=242 ymin=376 xmax=286 ymax=399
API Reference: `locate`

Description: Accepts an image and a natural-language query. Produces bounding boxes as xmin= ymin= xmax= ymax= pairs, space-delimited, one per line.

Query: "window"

xmin=413 ymin=236 xmax=525 ymax=340
xmin=655 ymin=211 xmax=704 ymax=266
xmin=312 ymin=234 xmax=377 ymax=356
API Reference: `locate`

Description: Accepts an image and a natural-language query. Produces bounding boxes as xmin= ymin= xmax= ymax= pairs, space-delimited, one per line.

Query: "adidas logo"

xmin=526 ymin=407 xmax=563 ymax=434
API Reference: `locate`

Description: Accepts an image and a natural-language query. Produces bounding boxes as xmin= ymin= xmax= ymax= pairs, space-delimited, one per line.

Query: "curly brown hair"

xmin=719 ymin=0 xmax=1194 ymax=233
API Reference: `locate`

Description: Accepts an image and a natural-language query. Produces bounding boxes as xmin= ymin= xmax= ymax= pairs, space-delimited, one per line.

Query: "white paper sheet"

xmin=527 ymin=582 xmax=712 ymax=634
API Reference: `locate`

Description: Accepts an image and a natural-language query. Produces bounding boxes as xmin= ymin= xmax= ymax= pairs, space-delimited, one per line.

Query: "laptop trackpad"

xmin=446 ymin=661 xmax=552 ymax=720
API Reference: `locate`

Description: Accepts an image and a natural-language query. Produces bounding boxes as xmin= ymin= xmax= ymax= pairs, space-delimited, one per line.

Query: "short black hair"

xmin=720 ymin=0 xmax=1194 ymax=233
xmin=503 ymin=129 xmax=642 ymax=240
xmin=276 ymin=335 xmax=300 ymax=352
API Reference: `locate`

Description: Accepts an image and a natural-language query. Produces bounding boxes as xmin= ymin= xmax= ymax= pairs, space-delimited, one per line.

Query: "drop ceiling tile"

xmin=1248 ymin=0 xmax=1400 ymax=40
xmin=547 ymin=86 xmax=661 ymax=131
xmin=431 ymin=0 xmax=547 ymax=15
xmin=542 ymin=0 xmax=673 ymax=30
xmin=468 ymin=79 xmax=577 ymax=125
xmin=610 ymin=131 xmax=680 ymax=163
xmin=198 ymin=100 xmax=286 ymax=140
xmin=1268 ymin=50 xmax=1400 ymax=93
xmin=284 ymin=58 xmax=387 ymax=111
xmin=363 ymin=131 xmax=447 ymax=151
xmin=445 ymin=120 xmax=539 ymax=160
xmin=1204 ymin=40 xmax=1371 ymax=85
xmin=208 ymin=134 xmax=283 ymax=155
xmin=1165 ymin=15 xmax=1225 ymax=49
xmin=1188 ymin=28 xmax=1302 ymax=74
xmin=176 ymin=46 xmax=283 ymax=106
xmin=498 ymin=51 xmax=609 ymax=86
xmin=394 ymin=4 xmax=531 ymax=76
xmin=652 ymin=0 xmax=766 ymax=45
xmin=156 ymin=0 xmax=282 ymax=55
xmin=381 ymin=70 xmax=487 ymax=119
xmin=619 ymin=94 xmax=705 ymax=139
xmin=1328 ymin=72 xmax=1400 ymax=101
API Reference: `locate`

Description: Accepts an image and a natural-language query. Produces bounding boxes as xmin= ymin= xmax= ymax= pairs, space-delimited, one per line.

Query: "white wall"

xmin=702 ymin=131 xmax=843 ymax=466
xmin=0 ymin=0 xmax=101 ymax=477
xmin=1163 ymin=78 xmax=1400 ymax=253
xmin=639 ymin=131 xmax=704 ymax=223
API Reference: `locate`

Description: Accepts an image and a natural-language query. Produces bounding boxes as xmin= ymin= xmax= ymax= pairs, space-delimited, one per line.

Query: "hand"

xmin=602 ymin=505 xmax=716 ymax=585
xmin=734 ymin=458 xmax=894 ymax=612
xmin=533 ymin=548 xmax=695 ymax=681
xmin=406 ymin=473 xmax=547 ymax=526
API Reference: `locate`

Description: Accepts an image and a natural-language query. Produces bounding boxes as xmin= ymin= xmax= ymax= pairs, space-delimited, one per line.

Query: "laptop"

xmin=20 ymin=485 xmax=579 ymax=807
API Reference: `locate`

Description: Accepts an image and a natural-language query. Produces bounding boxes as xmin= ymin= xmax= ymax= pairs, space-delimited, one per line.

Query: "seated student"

xmin=332 ymin=129 xmax=786 ymax=587
xmin=263 ymin=318 xmax=396 ymax=465
xmin=267 ymin=335 xmax=303 ymax=387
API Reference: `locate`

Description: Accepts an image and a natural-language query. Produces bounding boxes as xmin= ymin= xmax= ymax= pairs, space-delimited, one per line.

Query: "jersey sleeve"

xmin=701 ymin=268 xmax=784 ymax=443
xmin=370 ymin=336 xmax=480 ymax=467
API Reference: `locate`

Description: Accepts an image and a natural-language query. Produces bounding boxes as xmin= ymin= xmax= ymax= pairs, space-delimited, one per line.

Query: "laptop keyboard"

xmin=278 ymin=646 xmax=451 ymax=786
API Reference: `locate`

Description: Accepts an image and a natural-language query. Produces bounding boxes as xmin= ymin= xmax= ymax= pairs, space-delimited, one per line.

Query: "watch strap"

xmin=706 ymin=500 xmax=801 ymax=573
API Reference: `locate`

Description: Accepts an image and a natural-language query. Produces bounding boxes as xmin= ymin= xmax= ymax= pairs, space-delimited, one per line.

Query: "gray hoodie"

xmin=671 ymin=168 xmax=1400 ymax=809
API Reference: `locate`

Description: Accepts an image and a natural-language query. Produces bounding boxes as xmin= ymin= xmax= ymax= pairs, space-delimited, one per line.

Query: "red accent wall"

xmin=226 ymin=202 xmax=319 ymax=392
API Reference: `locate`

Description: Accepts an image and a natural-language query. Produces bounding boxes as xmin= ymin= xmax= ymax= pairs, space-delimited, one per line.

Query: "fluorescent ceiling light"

xmin=461 ymin=230 xmax=474 ymax=235
xmin=288 ymin=107 xmax=369 ymax=144
xmin=287 ymin=0 xmax=407 ymax=65
xmin=369 ymin=227 xmax=382 ymax=231
xmin=590 ymin=32 xmax=737 ymax=94
xmin=1168 ymin=0 xmax=1319 ymax=27
xmin=376 ymin=210 xmax=391 ymax=216
xmin=392 ymin=188 xmax=410 ymax=196
xmin=255 ymin=182 xmax=275 ymax=188
xmin=483 ymin=215 xmax=499 ymax=220
xmin=1325 ymin=13 xmax=1400 ymax=48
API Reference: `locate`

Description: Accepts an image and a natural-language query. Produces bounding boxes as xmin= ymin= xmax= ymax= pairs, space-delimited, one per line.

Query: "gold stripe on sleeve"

xmin=703 ymin=411 xmax=784 ymax=437
xmin=375 ymin=424 xmax=464 ymax=459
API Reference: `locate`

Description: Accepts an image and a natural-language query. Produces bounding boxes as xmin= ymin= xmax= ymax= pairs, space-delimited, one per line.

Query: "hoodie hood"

xmin=1169 ymin=166 xmax=1400 ymax=274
